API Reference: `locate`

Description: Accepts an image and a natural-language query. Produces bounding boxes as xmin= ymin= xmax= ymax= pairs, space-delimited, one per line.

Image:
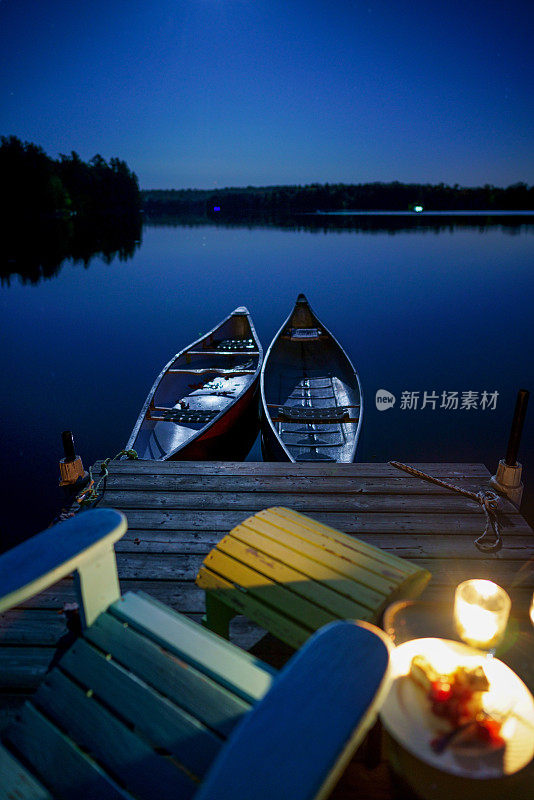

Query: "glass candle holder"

xmin=454 ymin=579 xmax=511 ymax=650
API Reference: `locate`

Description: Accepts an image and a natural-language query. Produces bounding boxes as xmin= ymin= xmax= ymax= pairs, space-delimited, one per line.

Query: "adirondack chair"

xmin=197 ymin=507 xmax=431 ymax=648
xmin=0 ymin=509 xmax=392 ymax=800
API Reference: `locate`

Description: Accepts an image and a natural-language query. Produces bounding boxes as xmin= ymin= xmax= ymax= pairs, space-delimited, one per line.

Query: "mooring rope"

xmin=389 ymin=460 xmax=504 ymax=553
xmin=76 ymin=449 xmax=138 ymax=507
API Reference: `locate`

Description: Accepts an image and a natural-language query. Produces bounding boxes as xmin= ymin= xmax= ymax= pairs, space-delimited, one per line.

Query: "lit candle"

xmin=454 ymin=579 xmax=511 ymax=650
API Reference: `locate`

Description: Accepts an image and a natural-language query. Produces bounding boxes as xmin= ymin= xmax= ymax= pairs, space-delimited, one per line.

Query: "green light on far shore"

xmin=414 ymin=205 xmax=424 ymax=213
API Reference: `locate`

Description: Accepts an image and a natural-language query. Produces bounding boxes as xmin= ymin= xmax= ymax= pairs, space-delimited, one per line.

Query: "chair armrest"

xmin=196 ymin=620 xmax=392 ymax=800
xmin=0 ymin=509 xmax=127 ymax=625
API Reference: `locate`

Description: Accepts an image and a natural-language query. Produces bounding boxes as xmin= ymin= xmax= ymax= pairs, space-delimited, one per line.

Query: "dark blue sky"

xmin=1 ymin=0 xmax=533 ymax=189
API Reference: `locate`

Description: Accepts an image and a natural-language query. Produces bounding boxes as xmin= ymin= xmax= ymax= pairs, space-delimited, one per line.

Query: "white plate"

xmin=380 ymin=638 xmax=534 ymax=779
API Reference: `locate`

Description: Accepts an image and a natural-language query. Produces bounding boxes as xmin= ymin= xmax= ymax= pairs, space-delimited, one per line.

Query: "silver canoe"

xmin=260 ymin=294 xmax=362 ymax=462
xmin=126 ymin=307 xmax=262 ymax=460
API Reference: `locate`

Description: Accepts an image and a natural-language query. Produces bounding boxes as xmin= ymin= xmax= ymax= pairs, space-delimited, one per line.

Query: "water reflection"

xmin=1 ymin=213 xmax=143 ymax=286
xmin=144 ymin=212 xmax=534 ymax=236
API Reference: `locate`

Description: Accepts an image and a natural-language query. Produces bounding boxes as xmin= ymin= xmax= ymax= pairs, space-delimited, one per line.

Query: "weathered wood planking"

xmin=99 ymin=461 xmax=492 ymax=476
xmin=102 ymin=489 xmax=515 ymax=514
xmin=108 ymin=508 xmax=532 ymax=534
xmin=115 ymin=531 xmax=534 ymax=557
xmin=102 ymin=473 xmax=493 ymax=494
xmin=1 ymin=460 xmax=532 ymax=724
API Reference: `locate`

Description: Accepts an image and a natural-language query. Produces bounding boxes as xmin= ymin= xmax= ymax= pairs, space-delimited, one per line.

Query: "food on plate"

xmin=409 ymin=654 xmax=505 ymax=753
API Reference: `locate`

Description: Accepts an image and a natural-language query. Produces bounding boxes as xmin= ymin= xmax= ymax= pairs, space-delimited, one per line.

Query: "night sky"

xmin=1 ymin=0 xmax=533 ymax=189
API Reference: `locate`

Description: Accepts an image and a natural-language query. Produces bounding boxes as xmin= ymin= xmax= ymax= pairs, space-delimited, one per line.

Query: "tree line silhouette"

xmin=1 ymin=137 xmax=142 ymax=284
xmin=1 ymin=136 xmax=141 ymax=219
xmin=142 ymin=181 xmax=534 ymax=219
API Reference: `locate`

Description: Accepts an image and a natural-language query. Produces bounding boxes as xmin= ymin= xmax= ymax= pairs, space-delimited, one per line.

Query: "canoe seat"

xmin=197 ymin=507 xmax=431 ymax=649
xmin=276 ymin=405 xmax=359 ymax=423
xmin=216 ymin=337 xmax=257 ymax=351
xmin=149 ymin=408 xmax=220 ymax=424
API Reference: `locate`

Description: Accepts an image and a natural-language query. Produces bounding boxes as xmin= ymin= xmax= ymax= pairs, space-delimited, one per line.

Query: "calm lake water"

xmin=1 ymin=214 xmax=533 ymax=549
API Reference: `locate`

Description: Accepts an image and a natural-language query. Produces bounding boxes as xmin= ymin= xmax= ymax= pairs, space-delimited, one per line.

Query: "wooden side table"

xmin=196 ymin=506 xmax=431 ymax=648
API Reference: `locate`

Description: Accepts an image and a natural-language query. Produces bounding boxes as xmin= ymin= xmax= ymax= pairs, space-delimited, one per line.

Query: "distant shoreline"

xmin=305 ymin=209 xmax=534 ymax=216
xmin=141 ymin=182 xmax=534 ymax=217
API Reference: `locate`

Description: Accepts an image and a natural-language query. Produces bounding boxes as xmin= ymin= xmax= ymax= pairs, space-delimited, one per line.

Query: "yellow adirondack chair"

xmin=0 ymin=509 xmax=392 ymax=800
xmin=197 ymin=506 xmax=431 ymax=646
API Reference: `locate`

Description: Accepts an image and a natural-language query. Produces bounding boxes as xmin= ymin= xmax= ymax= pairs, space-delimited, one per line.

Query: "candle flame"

xmin=469 ymin=579 xmax=500 ymax=600
xmin=454 ymin=580 xmax=511 ymax=650
xmin=455 ymin=597 xmax=500 ymax=647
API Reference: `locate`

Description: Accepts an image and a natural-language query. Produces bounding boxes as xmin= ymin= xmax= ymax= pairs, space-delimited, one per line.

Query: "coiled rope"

xmin=389 ymin=460 xmax=504 ymax=553
xmin=76 ymin=449 xmax=138 ymax=507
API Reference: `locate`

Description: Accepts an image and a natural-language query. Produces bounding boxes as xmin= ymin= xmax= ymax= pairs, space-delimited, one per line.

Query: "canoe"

xmin=260 ymin=294 xmax=362 ymax=462
xmin=126 ymin=307 xmax=263 ymax=460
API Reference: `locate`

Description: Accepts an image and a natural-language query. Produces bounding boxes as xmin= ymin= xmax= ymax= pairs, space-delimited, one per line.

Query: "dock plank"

xmin=102 ymin=489 xmax=519 ymax=514
xmin=115 ymin=530 xmax=534 ymax=558
xmin=0 ymin=610 xmax=69 ymax=644
xmin=114 ymin=508 xmax=532 ymax=534
xmin=101 ymin=461 xmax=492 ymax=477
xmin=0 ymin=648 xmax=57 ymax=690
xmin=102 ymin=472 xmax=493 ymax=494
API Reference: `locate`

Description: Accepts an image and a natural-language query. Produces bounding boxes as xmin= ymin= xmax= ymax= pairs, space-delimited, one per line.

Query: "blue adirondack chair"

xmin=0 ymin=509 xmax=392 ymax=800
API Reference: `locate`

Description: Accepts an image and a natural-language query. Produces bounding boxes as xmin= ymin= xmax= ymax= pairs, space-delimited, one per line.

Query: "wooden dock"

xmin=1 ymin=461 xmax=533 ymax=797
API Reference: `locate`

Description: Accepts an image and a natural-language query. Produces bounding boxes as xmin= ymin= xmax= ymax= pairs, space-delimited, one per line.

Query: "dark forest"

xmin=0 ymin=136 xmax=141 ymax=219
xmin=142 ymin=181 xmax=534 ymax=219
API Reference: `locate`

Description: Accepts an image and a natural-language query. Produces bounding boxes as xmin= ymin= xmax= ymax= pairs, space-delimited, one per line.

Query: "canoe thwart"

xmin=276 ymin=405 xmax=359 ymax=423
xmin=147 ymin=408 xmax=220 ymax=424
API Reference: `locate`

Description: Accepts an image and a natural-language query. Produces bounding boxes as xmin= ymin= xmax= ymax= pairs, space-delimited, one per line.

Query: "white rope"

xmin=389 ymin=461 xmax=503 ymax=553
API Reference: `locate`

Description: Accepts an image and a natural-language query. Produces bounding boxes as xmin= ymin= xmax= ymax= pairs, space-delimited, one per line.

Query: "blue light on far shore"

xmin=213 ymin=206 xmax=221 ymax=212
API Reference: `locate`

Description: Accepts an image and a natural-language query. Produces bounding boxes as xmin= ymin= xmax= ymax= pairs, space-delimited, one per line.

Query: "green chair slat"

xmin=5 ymin=704 xmax=131 ymax=800
xmin=84 ymin=609 xmax=253 ymax=738
xmin=32 ymin=669 xmax=195 ymax=800
xmin=0 ymin=743 xmax=53 ymax=800
xmin=110 ymin=592 xmax=275 ymax=703
xmin=60 ymin=637 xmax=223 ymax=778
